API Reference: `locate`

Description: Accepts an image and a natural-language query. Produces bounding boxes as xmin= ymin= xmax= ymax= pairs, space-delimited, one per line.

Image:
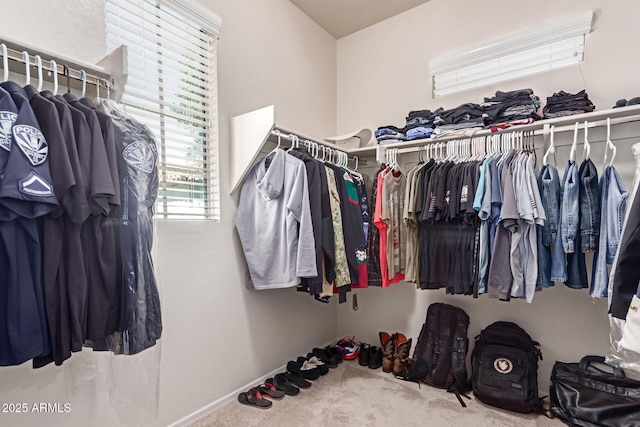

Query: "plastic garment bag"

xmin=99 ymin=99 xmax=162 ymax=355
xmin=606 ymin=142 xmax=640 ymax=379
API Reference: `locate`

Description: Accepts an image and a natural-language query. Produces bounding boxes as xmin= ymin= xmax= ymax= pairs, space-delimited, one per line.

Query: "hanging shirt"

xmin=352 ymin=176 xmax=369 ymax=288
xmin=41 ymin=90 xmax=90 ymax=353
xmin=0 ymin=82 xmax=56 ymax=366
xmin=100 ymin=99 xmax=162 ymax=355
xmin=403 ymin=163 xmax=421 ymax=283
xmin=374 ymin=168 xmax=391 ymax=287
xmin=488 ymin=150 xmax=517 ymax=300
xmin=64 ymin=93 xmax=119 ymax=343
xmin=591 ymin=165 xmax=628 ymax=298
xmin=236 ymin=148 xmax=317 ymax=289
xmin=367 ymin=167 xmax=385 ymax=287
xmin=24 ymin=85 xmax=76 ymax=367
xmin=477 ymin=155 xmax=494 ymax=293
xmin=288 ymin=149 xmax=323 ymax=295
xmin=382 ymin=169 xmax=406 ymax=282
xmin=325 ymin=166 xmax=350 ymax=287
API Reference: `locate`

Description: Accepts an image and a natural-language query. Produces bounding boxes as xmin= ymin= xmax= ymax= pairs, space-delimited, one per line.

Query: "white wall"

xmin=336 ymin=0 xmax=640 ymax=392
xmin=0 ymin=1 xmax=338 ymax=426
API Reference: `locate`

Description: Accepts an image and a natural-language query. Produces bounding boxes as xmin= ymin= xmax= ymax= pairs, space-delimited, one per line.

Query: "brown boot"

xmin=393 ymin=333 xmax=412 ymax=375
xmin=379 ymin=332 xmax=395 ymax=373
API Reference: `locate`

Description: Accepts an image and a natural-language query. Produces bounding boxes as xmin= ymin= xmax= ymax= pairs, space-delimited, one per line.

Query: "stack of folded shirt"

xmin=543 ymin=90 xmax=595 ymax=119
xmin=433 ymin=103 xmax=485 ymax=135
xmin=405 ymin=109 xmax=440 ymax=140
xmin=482 ymin=88 xmax=541 ymax=125
xmin=375 ymin=125 xmax=407 ymax=144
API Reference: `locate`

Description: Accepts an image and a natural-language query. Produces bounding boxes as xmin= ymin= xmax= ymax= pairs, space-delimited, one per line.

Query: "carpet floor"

xmin=192 ymin=361 xmax=563 ymax=427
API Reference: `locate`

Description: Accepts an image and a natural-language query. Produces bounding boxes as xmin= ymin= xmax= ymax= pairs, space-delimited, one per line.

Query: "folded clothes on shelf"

xmin=543 ymin=89 xmax=595 ymax=119
xmin=375 ymin=125 xmax=407 ymax=143
xmin=482 ymin=88 xmax=541 ymax=125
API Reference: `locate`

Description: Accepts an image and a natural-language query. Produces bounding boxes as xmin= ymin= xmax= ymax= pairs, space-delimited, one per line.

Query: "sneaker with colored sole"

xmin=335 ymin=337 xmax=360 ymax=360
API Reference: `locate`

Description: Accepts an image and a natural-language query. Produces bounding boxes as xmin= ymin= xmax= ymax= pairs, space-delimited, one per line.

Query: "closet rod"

xmin=391 ymin=113 xmax=640 ymax=156
xmin=270 ymin=126 xmax=367 ymax=166
xmin=0 ymin=34 xmax=115 ymax=93
xmin=1 ymin=45 xmax=109 ymax=90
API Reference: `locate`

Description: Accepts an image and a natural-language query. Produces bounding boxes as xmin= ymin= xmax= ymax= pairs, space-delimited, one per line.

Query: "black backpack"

xmin=401 ymin=303 xmax=470 ymax=406
xmin=471 ymin=321 xmax=544 ymax=414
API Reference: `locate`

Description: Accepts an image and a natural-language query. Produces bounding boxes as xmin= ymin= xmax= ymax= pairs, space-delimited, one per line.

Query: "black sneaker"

xmin=358 ymin=344 xmax=371 ymax=366
xmin=368 ymin=346 xmax=383 ymax=369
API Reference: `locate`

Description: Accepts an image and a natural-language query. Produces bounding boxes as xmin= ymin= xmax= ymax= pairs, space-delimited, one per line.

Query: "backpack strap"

xmin=451 ymin=309 xmax=470 ymax=389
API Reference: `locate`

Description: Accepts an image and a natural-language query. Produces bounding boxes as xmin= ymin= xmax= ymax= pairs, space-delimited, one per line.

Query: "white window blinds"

xmin=430 ymin=10 xmax=593 ymax=98
xmin=105 ymin=0 xmax=221 ymax=220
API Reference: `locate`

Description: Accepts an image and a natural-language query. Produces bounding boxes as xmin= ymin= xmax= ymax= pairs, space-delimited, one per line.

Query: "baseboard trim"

xmin=167 ymin=338 xmax=338 ymax=427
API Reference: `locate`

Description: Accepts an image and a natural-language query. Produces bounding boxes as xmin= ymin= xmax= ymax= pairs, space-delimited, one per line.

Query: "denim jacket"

xmin=561 ymin=160 xmax=579 ymax=253
xmin=591 ymin=166 xmax=628 ymax=297
xmin=578 ymin=159 xmax=601 ymax=252
xmin=538 ymin=164 xmax=560 ymax=287
xmin=538 ymin=164 xmax=561 ymax=246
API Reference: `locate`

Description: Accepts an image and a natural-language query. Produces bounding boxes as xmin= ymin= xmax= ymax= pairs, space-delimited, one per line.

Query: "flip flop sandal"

xmin=268 ymin=374 xmax=300 ymax=396
xmin=284 ymin=370 xmax=312 ymax=389
xmin=289 ymin=359 xmax=320 ymax=380
xmin=237 ymin=389 xmax=272 ymax=409
xmin=256 ymin=382 xmax=285 ymax=400
xmin=303 ymin=356 xmax=329 ymax=375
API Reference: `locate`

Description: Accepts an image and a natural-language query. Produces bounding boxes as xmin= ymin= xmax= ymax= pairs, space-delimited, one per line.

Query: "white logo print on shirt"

xmin=13 ymin=125 xmax=48 ymax=165
xmin=123 ymin=141 xmax=156 ymax=173
xmin=0 ymin=111 xmax=17 ymax=152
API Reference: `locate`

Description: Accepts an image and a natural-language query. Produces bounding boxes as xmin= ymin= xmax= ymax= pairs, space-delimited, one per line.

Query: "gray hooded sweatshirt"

xmin=235 ymin=148 xmax=317 ymax=289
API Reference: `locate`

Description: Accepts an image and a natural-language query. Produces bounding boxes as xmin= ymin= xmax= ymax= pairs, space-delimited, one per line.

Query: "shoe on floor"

xmin=325 ymin=346 xmax=343 ymax=365
xmin=302 ymin=356 xmax=329 ymax=375
xmin=368 ymin=346 xmax=383 ymax=369
xmin=267 ymin=374 xmax=299 ymax=396
xmin=336 ymin=337 xmax=360 ymax=360
xmin=379 ymin=332 xmax=395 ymax=373
xmin=310 ymin=347 xmax=339 ymax=368
xmin=393 ymin=333 xmax=412 ymax=375
xmin=287 ymin=360 xmax=320 ymax=380
xmin=358 ymin=343 xmax=371 ymax=366
xmin=238 ymin=389 xmax=272 ymax=409
xmin=255 ymin=382 xmax=285 ymax=400
xmin=283 ymin=371 xmax=312 ymax=389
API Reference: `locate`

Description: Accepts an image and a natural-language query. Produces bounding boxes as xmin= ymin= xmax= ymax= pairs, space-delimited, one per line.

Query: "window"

xmin=429 ymin=10 xmax=593 ymax=97
xmin=105 ymin=0 xmax=221 ymax=220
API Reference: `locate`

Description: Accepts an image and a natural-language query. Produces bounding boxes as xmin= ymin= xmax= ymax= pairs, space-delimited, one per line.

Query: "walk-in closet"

xmin=1 ymin=1 xmax=640 ymax=426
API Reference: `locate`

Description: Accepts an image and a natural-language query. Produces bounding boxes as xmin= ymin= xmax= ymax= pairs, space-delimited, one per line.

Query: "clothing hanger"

xmin=0 ymin=44 xmax=7 ymax=83
xmin=63 ymin=65 xmax=71 ymax=94
xmin=268 ymin=129 xmax=282 ymax=159
xmin=22 ymin=51 xmax=30 ymax=86
xmin=49 ymin=60 xmax=58 ymax=95
xmin=604 ymin=117 xmax=617 ymax=167
xmin=80 ymin=70 xmax=87 ymax=98
xmin=34 ymin=55 xmax=43 ymax=91
xmin=286 ymin=134 xmax=297 ymax=152
xmin=95 ymin=77 xmax=100 ymax=100
xmin=570 ymin=122 xmax=579 ymax=162
xmin=543 ymin=126 xmax=557 ymax=166
xmin=583 ymin=121 xmax=591 ymax=160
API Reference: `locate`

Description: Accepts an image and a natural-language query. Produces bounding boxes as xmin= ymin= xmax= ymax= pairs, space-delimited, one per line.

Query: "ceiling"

xmin=289 ymin=0 xmax=431 ymax=39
